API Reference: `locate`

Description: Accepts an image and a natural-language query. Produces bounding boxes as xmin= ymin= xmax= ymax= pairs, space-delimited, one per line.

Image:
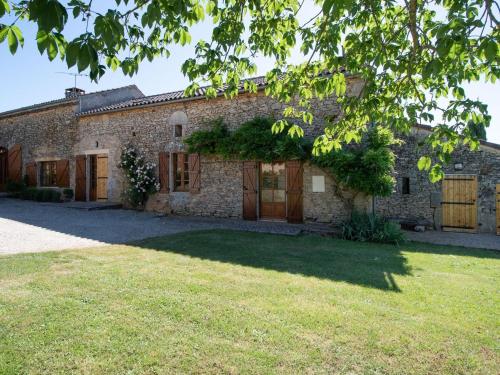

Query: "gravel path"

xmin=0 ymin=198 xmax=302 ymax=255
xmin=1 ymin=198 xmax=498 ymax=255
xmin=404 ymin=230 xmax=500 ymax=250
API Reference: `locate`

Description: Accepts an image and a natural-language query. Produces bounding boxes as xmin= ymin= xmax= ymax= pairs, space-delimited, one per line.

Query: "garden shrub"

xmin=50 ymin=190 xmax=61 ymax=202
xmin=5 ymin=180 xmax=25 ymax=193
xmin=119 ymin=145 xmax=159 ymax=207
xmin=35 ymin=189 xmax=45 ymax=201
xmin=63 ymin=188 xmax=74 ymax=199
xmin=20 ymin=187 xmax=37 ymax=200
xmin=41 ymin=189 xmax=53 ymax=202
xmin=341 ymin=212 xmax=405 ymax=245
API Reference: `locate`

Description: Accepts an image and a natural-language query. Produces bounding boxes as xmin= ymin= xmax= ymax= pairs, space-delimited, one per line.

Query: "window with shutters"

xmin=172 ymin=153 xmax=189 ymax=191
xmin=40 ymin=161 xmax=57 ymax=187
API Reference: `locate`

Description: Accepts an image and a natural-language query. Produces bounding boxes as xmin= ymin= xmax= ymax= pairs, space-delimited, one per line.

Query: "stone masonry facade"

xmin=1 ymin=78 xmax=499 ymax=233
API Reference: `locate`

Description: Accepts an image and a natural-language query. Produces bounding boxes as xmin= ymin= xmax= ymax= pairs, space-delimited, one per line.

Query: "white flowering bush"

xmin=119 ymin=145 xmax=160 ymax=207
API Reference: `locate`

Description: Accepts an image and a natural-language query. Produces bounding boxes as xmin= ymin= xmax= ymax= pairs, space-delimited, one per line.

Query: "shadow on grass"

xmin=134 ymin=230 xmax=414 ymax=292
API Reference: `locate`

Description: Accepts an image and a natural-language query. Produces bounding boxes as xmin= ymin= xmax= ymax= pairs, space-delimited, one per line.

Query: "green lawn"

xmin=0 ymin=230 xmax=498 ymax=374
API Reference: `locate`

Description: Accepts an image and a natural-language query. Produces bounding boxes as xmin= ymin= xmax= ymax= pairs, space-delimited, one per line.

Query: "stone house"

xmin=1 ymin=76 xmax=499 ymax=235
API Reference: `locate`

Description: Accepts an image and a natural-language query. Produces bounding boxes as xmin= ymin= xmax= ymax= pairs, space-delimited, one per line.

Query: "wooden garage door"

xmin=496 ymin=184 xmax=500 ymax=236
xmin=442 ymin=175 xmax=477 ymax=233
xmin=96 ymin=154 xmax=108 ymax=201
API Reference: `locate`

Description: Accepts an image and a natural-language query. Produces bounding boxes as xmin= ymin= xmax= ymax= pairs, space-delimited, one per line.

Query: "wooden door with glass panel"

xmin=260 ymin=162 xmax=286 ymax=220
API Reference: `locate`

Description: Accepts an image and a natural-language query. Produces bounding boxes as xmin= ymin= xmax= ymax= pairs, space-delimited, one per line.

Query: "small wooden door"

xmin=243 ymin=161 xmax=258 ymax=220
xmin=75 ymin=155 xmax=87 ymax=201
xmin=96 ymin=154 xmax=108 ymax=201
xmin=441 ymin=175 xmax=477 ymax=233
xmin=0 ymin=147 xmax=7 ymax=191
xmin=7 ymin=144 xmax=22 ymax=183
xmin=260 ymin=162 xmax=286 ymax=220
xmin=496 ymin=184 xmax=500 ymax=236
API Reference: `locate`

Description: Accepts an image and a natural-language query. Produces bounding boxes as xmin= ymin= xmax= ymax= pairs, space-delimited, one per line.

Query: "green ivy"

xmin=186 ymin=118 xmax=397 ymax=198
xmin=311 ymin=127 xmax=397 ymax=197
xmin=185 ymin=117 xmax=309 ymax=162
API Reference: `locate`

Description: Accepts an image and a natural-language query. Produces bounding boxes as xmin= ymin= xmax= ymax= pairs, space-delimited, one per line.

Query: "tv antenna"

xmin=56 ymin=72 xmax=88 ymax=88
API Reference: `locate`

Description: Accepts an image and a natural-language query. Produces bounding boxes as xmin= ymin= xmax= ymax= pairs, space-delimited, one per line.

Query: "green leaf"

xmin=417 ymin=156 xmax=431 ymax=171
xmin=0 ymin=0 xmax=10 ymax=17
xmin=485 ymin=40 xmax=498 ymax=62
xmin=7 ymin=28 xmax=18 ymax=54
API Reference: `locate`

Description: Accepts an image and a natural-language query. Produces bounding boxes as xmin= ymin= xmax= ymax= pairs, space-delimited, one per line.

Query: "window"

xmin=40 ymin=161 xmax=57 ymax=187
xmin=402 ymin=177 xmax=410 ymax=195
xmin=174 ymin=124 xmax=183 ymax=137
xmin=172 ymin=153 xmax=189 ymax=191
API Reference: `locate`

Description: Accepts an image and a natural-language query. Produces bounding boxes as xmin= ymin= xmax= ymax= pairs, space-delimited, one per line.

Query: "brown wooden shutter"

xmin=243 ymin=161 xmax=258 ymax=220
xmin=286 ymin=160 xmax=303 ymax=223
xmin=25 ymin=162 xmax=37 ymax=186
xmin=158 ymin=151 xmax=169 ymax=192
xmin=75 ymin=155 xmax=86 ymax=201
xmin=56 ymin=159 xmax=70 ymax=187
xmin=96 ymin=155 xmax=108 ymax=200
xmin=7 ymin=144 xmax=22 ymax=183
xmin=188 ymin=153 xmax=201 ymax=193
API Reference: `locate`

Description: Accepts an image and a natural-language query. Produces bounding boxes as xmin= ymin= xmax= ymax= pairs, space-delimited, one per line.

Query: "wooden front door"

xmin=260 ymin=162 xmax=286 ymax=220
xmin=0 ymin=147 xmax=7 ymax=191
xmin=496 ymin=184 xmax=500 ymax=236
xmin=96 ymin=154 xmax=108 ymax=201
xmin=89 ymin=154 xmax=108 ymax=201
xmin=442 ymin=175 xmax=478 ymax=233
xmin=75 ymin=155 xmax=87 ymax=201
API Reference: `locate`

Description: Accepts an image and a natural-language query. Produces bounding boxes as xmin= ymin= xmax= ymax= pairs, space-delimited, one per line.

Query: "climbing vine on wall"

xmin=119 ymin=145 xmax=159 ymax=208
xmin=186 ymin=118 xmax=398 ymax=199
xmin=312 ymin=127 xmax=399 ymax=197
xmin=185 ymin=117 xmax=309 ymax=162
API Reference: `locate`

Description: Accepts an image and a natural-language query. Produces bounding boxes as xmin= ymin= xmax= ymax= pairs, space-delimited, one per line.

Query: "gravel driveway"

xmin=1 ymin=198 xmax=498 ymax=255
xmin=0 ymin=198 xmax=301 ymax=255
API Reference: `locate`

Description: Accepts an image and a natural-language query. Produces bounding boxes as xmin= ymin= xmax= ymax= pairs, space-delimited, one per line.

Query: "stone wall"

xmin=76 ymin=84 xmax=360 ymax=222
xmin=376 ymin=127 xmax=500 ymax=233
xmin=0 ymin=103 xmax=78 ymax=187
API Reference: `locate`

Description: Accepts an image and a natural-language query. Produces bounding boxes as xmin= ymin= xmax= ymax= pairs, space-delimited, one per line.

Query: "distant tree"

xmin=1 ymin=0 xmax=498 ymax=181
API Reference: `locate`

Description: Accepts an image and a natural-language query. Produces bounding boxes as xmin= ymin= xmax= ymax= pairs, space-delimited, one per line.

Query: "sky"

xmin=0 ymin=3 xmax=499 ymax=144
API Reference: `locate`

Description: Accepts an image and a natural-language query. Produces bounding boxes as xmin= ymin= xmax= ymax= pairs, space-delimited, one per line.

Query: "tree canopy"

xmin=1 ymin=0 xmax=498 ymax=181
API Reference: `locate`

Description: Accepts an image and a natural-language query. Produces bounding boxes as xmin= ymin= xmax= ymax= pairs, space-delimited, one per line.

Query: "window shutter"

xmin=75 ymin=155 xmax=86 ymax=201
xmin=7 ymin=144 xmax=22 ymax=183
xmin=188 ymin=153 xmax=200 ymax=193
xmin=158 ymin=151 xmax=169 ymax=192
xmin=25 ymin=162 xmax=37 ymax=186
xmin=56 ymin=159 xmax=70 ymax=187
xmin=242 ymin=161 xmax=258 ymax=220
xmin=286 ymin=160 xmax=303 ymax=223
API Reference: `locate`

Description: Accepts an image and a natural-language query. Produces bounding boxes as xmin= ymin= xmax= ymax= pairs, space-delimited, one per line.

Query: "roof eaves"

xmin=0 ymin=97 xmax=78 ymax=119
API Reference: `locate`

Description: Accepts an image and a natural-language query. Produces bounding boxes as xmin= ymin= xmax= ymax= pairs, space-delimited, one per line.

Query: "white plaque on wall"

xmin=312 ymin=175 xmax=325 ymax=193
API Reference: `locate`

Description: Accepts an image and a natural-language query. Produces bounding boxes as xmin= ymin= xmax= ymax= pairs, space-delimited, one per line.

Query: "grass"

xmin=0 ymin=230 xmax=498 ymax=374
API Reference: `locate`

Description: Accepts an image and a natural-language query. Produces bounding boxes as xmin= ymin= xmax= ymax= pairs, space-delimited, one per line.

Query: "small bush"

xmin=35 ymin=189 xmax=45 ymax=201
xmin=5 ymin=180 xmax=25 ymax=193
xmin=42 ymin=189 xmax=53 ymax=202
xmin=20 ymin=187 xmax=37 ymax=200
xmin=50 ymin=190 xmax=61 ymax=202
xmin=341 ymin=212 xmax=405 ymax=245
xmin=63 ymin=188 xmax=74 ymax=199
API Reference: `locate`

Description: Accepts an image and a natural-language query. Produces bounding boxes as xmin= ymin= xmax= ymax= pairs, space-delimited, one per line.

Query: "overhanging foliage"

xmin=1 ymin=0 xmax=498 ymax=181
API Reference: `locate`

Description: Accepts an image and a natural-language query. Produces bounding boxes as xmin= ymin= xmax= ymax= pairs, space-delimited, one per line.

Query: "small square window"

xmin=402 ymin=177 xmax=410 ymax=195
xmin=174 ymin=125 xmax=183 ymax=137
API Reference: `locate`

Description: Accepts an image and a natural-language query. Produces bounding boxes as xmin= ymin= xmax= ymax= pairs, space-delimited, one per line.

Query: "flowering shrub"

xmin=119 ymin=145 xmax=159 ymax=207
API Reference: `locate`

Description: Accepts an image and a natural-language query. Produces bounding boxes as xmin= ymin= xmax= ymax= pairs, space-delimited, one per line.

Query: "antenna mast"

xmin=56 ymin=72 xmax=89 ymax=88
